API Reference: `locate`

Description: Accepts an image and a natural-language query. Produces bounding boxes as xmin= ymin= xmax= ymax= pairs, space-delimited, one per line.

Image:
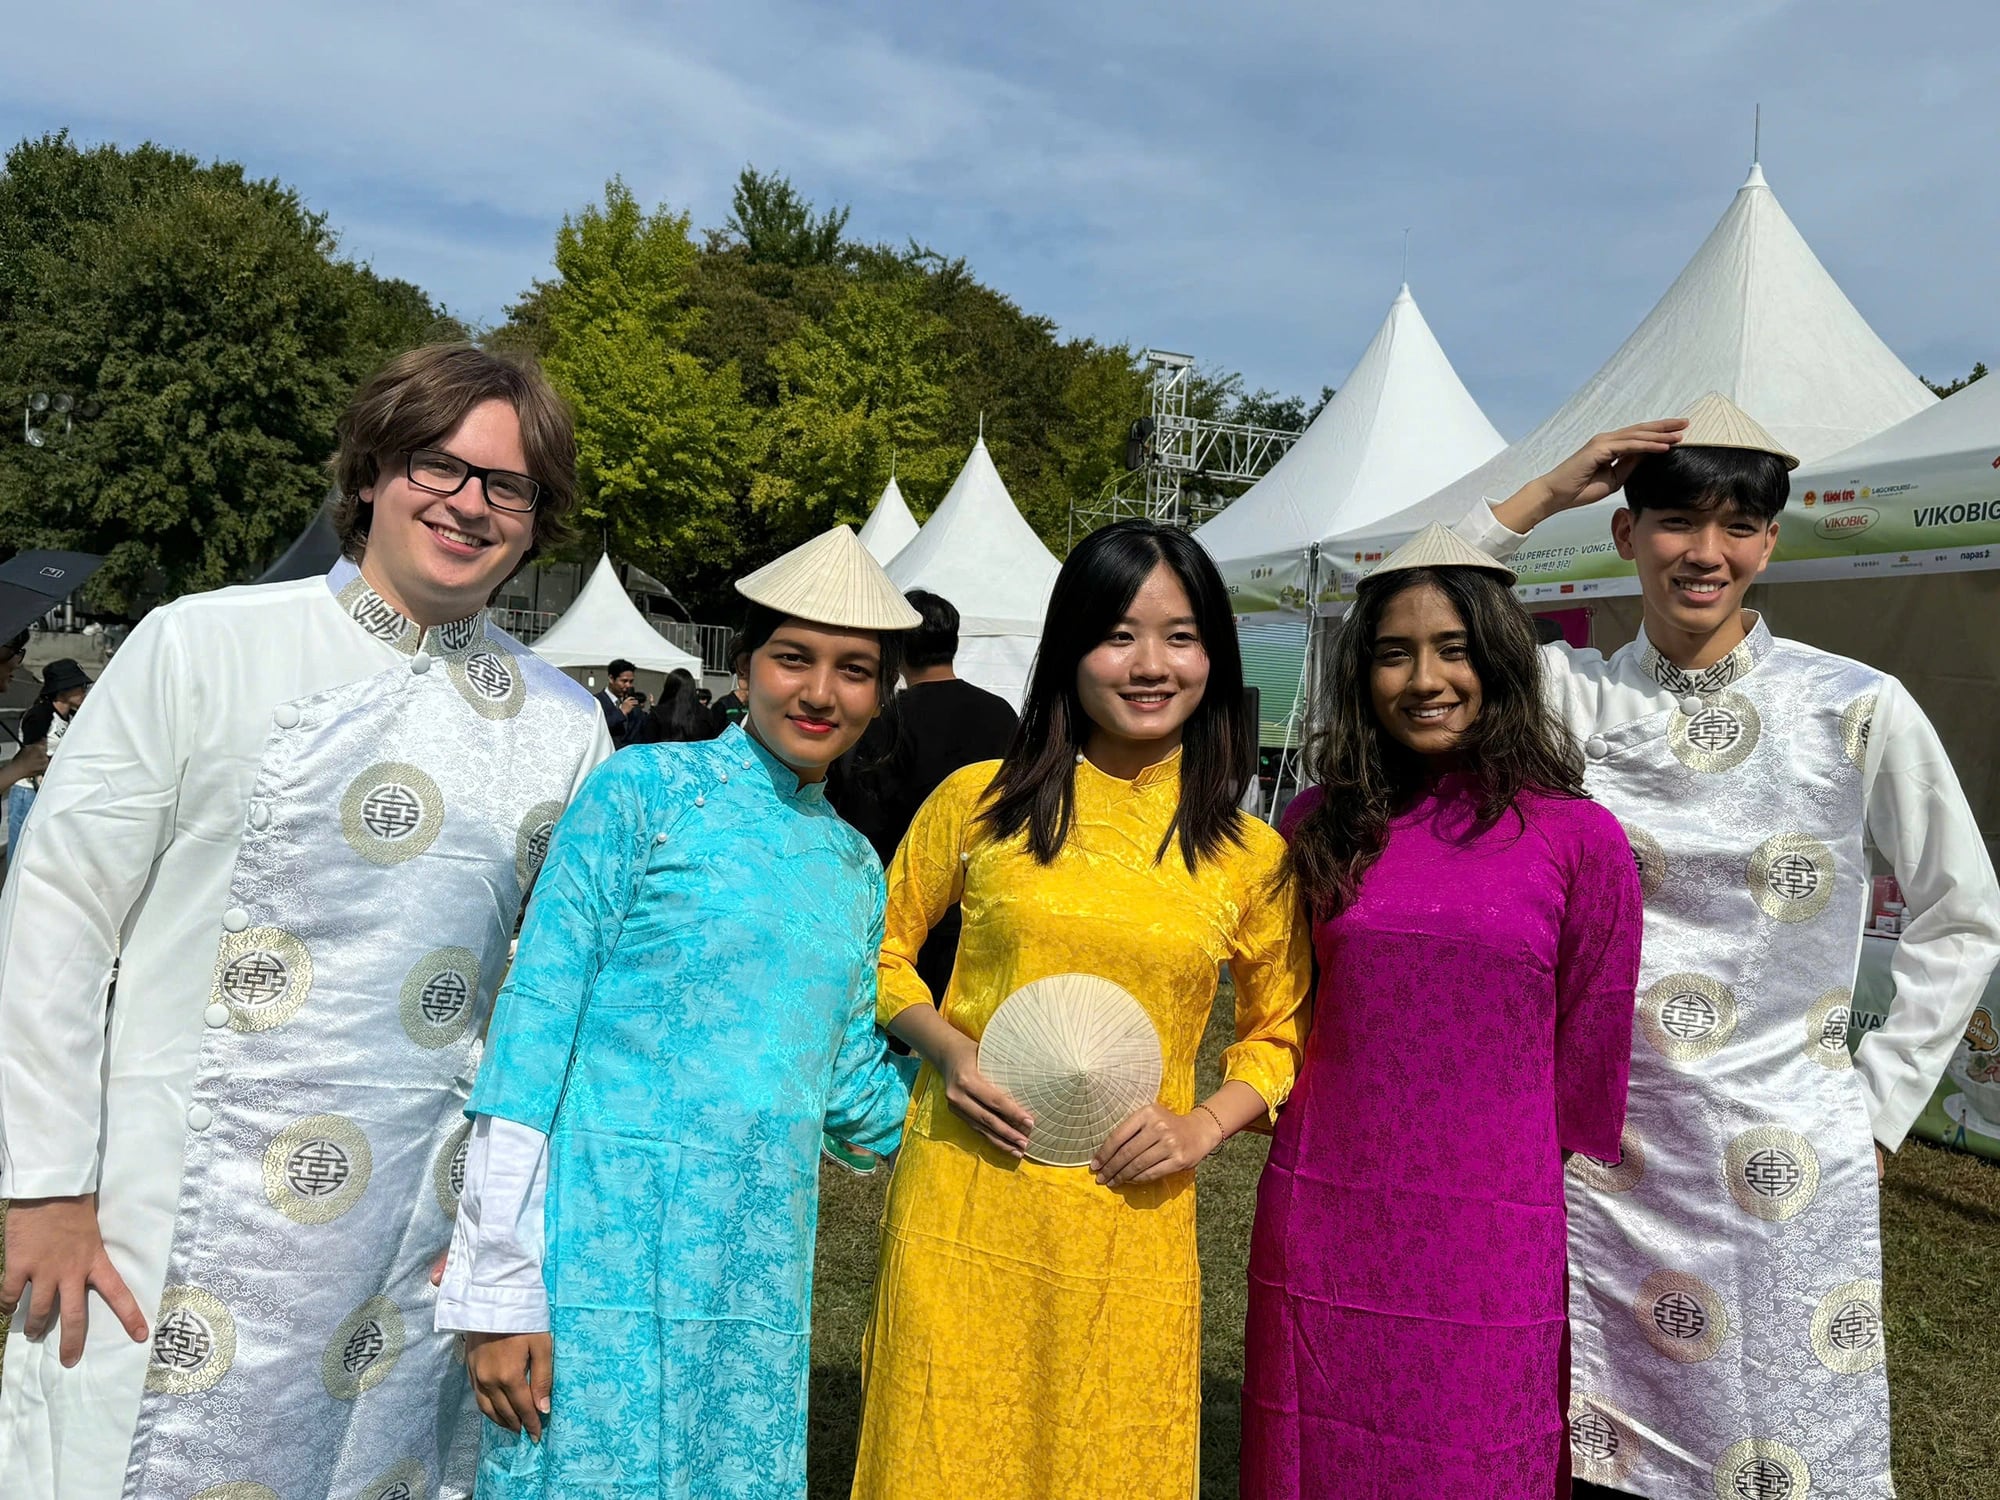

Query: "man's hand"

xmin=1492 ymin=419 xmax=1689 ymax=533
xmin=0 ymin=1195 xmax=150 ymax=1367
xmin=466 ymin=1330 xmax=554 ymax=1441
xmin=3 ymin=740 xmax=50 ymax=784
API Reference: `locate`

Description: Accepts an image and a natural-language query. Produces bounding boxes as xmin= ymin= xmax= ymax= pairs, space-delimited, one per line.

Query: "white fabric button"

xmin=186 ymin=1104 xmax=213 ymax=1131
xmin=203 ymin=1002 xmax=231 ymax=1028
xmin=1584 ymin=737 xmax=1610 ymax=760
xmin=247 ymin=802 xmax=270 ymax=831
xmin=273 ymin=704 xmax=300 ymax=729
xmin=411 ymin=651 xmax=433 ymax=674
xmin=694 ymin=795 xmax=706 ymax=807
xmin=717 ymin=771 xmax=728 ymax=783
xmin=1679 ymin=695 xmax=1703 ymax=716
xmin=222 ymin=907 xmax=250 ymax=932
xmin=654 ymin=832 xmax=668 ymax=846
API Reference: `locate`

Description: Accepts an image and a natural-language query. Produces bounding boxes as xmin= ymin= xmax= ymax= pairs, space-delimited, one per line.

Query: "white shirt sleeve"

xmin=1450 ymin=496 xmax=1617 ymax=736
xmin=1853 ymin=677 xmax=2000 ymax=1150
xmin=434 ymin=1113 xmax=551 ymax=1333
xmin=0 ymin=613 xmax=189 ymax=1197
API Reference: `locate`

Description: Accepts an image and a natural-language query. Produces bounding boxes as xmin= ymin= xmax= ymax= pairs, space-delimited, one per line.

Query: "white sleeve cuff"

xmin=434 ymin=1114 xmax=551 ymax=1334
xmin=1451 ymin=497 xmax=1531 ymax=560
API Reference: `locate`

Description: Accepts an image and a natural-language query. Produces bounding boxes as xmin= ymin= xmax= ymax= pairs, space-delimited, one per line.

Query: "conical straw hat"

xmin=1365 ymin=522 xmax=1516 ymax=584
xmin=977 ymin=974 xmax=1164 ymax=1167
xmin=1676 ymin=391 xmax=1798 ymax=470
xmin=734 ymin=525 xmax=923 ymax=630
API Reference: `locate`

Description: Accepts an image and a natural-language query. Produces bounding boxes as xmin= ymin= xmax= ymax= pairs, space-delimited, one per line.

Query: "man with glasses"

xmin=0 ymin=344 xmax=611 ymax=1500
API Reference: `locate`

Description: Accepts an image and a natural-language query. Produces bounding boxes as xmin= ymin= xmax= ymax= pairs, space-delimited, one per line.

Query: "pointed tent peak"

xmin=1350 ymin=159 xmax=1936 ymax=546
xmin=857 ymin=474 xmax=920 ymax=564
xmin=1194 ymin=279 xmax=1505 ymax=575
xmin=1742 ymin=161 xmax=1770 ymax=192
xmin=529 ymin=552 xmax=702 ymax=676
xmin=1393 ymin=282 xmax=1413 ymax=304
xmin=735 ymin=524 xmax=921 ymax=631
xmin=887 ymin=436 xmax=1059 ymax=634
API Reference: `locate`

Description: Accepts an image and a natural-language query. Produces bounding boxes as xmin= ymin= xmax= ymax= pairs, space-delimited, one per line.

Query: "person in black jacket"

xmin=829 ymin=590 xmax=1017 ymax=999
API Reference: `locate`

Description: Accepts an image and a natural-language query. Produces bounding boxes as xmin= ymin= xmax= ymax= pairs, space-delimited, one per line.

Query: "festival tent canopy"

xmin=528 ymin=553 xmax=703 ymax=676
xmin=857 ymin=475 xmax=921 ymax=564
xmin=1319 ymin=163 xmax=1937 ymax=601
xmin=887 ymin=437 xmax=1060 ymax=706
xmin=1195 ymin=284 xmax=1506 ymax=611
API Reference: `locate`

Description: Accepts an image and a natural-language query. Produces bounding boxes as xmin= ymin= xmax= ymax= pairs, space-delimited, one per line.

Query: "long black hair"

xmin=1283 ymin=566 xmax=1584 ymax=919
xmin=979 ymin=520 xmax=1250 ymax=870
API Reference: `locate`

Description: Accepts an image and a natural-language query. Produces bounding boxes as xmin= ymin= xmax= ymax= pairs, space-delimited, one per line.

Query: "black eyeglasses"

xmin=404 ymin=449 xmax=542 ymax=513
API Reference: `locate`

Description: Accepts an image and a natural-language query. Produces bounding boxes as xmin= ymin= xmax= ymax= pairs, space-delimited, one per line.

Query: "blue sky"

xmin=3 ymin=1 xmax=1992 ymax=436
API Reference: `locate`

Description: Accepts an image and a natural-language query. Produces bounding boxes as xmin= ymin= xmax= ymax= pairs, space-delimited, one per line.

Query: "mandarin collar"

xmin=725 ymin=722 xmax=828 ymax=804
xmin=1636 ymin=612 xmax=1773 ymax=697
xmin=1078 ymin=744 xmax=1183 ymax=791
xmin=326 ymin=558 xmax=487 ymax=660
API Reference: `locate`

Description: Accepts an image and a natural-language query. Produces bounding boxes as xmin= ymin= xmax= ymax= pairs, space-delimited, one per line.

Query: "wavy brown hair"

xmin=1283 ymin=566 xmax=1584 ymax=919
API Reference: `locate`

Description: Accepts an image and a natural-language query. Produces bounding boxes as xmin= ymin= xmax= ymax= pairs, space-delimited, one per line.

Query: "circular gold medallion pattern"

xmin=263 ymin=1114 xmax=373 ymax=1225
xmin=434 ymin=1118 xmax=474 ymax=1218
xmin=1633 ymin=1269 xmax=1727 ymax=1363
xmin=1810 ymin=1279 xmax=1884 ymax=1374
xmin=449 ymin=649 xmax=525 ymax=720
xmin=354 ymin=1458 xmax=430 ymax=1500
xmin=322 ymin=1295 xmax=406 ymax=1400
xmin=342 ymin=763 xmax=444 ymax=866
xmin=1669 ymin=691 xmax=1761 ymax=774
xmin=1639 ymin=973 xmax=1738 ymax=1064
xmin=400 ymin=947 xmax=482 ymax=1049
xmin=1748 ymin=834 xmax=1835 ymax=924
xmin=516 ymin=800 xmax=564 ymax=892
xmin=147 ymin=1285 xmax=237 ymax=1395
xmin=1802 ymin=989 xmax=1854 ymax=1070
xmin=1724 ymin=1126 xmax=1821 ymax=1222
xmin=1840 ymin=693 xmax=1877 ymax=771
xmin=212 ymin=926 xmax=314 ymax=1032
xmin=1712 ymin=1437 xmax=1811 ymax=1499
xmin=1568 ymin=1394 xmax=1640 ymax=1487
xmin=1568 ymin=1122 xmax=1645 ymax=1195
xmin=1621 ymin=823 xmax=1667 ymax=903
xmin=432 ymin=614 xmax=484 ymax=656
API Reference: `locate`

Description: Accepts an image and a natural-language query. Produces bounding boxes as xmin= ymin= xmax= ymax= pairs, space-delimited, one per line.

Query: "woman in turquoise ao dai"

xmin=436 ymin=526 xmax=921 ymax=1500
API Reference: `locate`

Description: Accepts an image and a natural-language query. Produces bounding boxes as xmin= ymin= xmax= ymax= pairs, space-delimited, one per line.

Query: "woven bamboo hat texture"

xmin=978 ymin=974 xmax=1165 ymax=1167
xmin=1674 ymin=391 xmax=1799 ymax=470
xmin=1365 ymin=522 xmax=1517 ymax=584
xmin=734 ymin=524 xmax=923 ymax=630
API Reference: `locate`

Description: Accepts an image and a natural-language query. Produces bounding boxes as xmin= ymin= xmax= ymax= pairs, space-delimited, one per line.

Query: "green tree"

xmin=0 ymin=133 xmax=455 ymax=609
xmin=724 ymin=166 xmax=851 ymax=269
xmin=754 ymin=275 xmax=958 ymax=533
xmin=1922 ymin=362 xmax=1988 ymax=399
xmin=539 ymin=179 xmax=759 ymax=584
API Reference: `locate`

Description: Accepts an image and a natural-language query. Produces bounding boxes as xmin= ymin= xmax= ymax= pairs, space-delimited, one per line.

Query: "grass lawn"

xmin=808 ymin=984 xmax=2000 ymax=1499
xmin=1 ymin=984 xmax=1992 ymax=1498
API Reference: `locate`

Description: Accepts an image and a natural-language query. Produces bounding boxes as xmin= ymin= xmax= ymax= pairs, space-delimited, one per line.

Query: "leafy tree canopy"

xmin=0 ymin=132 xmax=460 ymax=610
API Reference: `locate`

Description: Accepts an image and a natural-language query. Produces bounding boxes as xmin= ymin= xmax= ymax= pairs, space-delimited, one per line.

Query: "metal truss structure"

xmin=1068 ymin=349 xmax=1302 ymax=544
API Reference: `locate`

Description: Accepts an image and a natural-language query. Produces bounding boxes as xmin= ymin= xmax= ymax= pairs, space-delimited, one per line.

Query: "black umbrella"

xmin=0 ymin=550 xmax=106 ymax=640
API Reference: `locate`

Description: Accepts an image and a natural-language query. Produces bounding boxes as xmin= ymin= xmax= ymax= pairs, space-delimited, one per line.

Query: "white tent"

xmin=529 ymin=554 xmax=703 ymax=679
xmin=1195 ymin=283 xmax=1505 ymax=611
xmin=887 ymin=438 xmax=1060 ymax=706
xmin=857 ymin=475 xmax=920 ymax=564
xmin=1321 ymin=163 xmax=1936 ymax=596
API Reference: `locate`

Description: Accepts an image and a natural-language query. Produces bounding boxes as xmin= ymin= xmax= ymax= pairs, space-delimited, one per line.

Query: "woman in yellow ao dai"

xmin=849 ymin=521 xmax=1311 ymax=1500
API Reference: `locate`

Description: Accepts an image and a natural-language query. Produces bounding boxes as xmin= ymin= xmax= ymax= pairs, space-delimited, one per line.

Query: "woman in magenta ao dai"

xmin=1242 ymin=537 xmax=1643 ymax=1498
